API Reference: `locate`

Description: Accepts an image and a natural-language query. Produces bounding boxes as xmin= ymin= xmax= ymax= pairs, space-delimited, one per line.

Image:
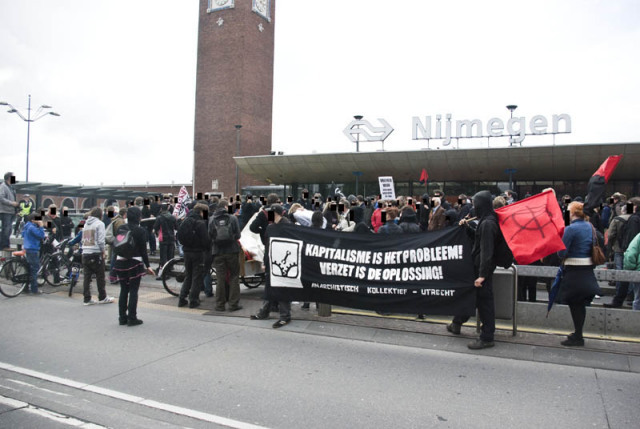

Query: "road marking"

xmin=8 ymin=378 xmax=71 ymax=397
xmin=0 ymin=361 xmax=269 ymax=429
xmin=0 ymin=394 xmax=106 ymax=428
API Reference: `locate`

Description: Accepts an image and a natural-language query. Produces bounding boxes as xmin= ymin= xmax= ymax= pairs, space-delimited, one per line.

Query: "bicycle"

xmin=0 ymin=251 xmax=30 ymax=297
xmin=161 ymin=255 xmax=264 ymax=297
xmin=39 ymin=238 xmax=82 ymax=289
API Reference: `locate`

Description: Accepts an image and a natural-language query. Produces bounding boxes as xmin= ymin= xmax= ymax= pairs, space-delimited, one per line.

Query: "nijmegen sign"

xmin=412 ymin=113 xmax=572 ymax=146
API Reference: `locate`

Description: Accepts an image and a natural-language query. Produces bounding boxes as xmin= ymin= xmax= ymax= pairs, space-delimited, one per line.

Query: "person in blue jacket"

xmin=22 ymin=213 xmax=46 ymax=294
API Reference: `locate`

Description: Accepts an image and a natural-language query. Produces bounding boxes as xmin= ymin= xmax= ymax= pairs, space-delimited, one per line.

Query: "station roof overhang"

xmin=11 ymin=182 xmax=158 ymax=200
xmin=235 ymin=142 xmax=640 ymax=184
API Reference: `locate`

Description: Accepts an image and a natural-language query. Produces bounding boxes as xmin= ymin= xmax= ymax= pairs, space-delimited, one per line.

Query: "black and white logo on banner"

xmin=269 ymin=237 xmax=303 ymax=288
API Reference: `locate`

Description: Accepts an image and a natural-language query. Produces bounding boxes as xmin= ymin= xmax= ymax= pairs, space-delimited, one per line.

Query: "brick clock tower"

xmin=193 ymin=0 xmax=275 ymax=197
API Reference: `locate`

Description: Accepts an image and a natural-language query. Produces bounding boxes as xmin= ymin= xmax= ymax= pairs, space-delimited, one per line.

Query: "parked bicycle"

xmin=161 ymin=255 xmax=264 ymax=297
xmin=0 ymin=239 xmax=82 ymax=298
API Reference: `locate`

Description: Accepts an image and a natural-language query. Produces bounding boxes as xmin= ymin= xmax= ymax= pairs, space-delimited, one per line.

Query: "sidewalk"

xmin=44 ymin=272 xmax=640 ymax=374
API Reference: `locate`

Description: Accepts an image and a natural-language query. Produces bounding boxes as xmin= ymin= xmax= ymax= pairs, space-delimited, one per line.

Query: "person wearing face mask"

xmin=446 ymin=191 xmax=499 ymax=350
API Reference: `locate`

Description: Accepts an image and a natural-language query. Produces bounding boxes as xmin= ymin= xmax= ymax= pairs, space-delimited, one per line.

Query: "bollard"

xmin=317 ymin=303 xmax=332 ymax=317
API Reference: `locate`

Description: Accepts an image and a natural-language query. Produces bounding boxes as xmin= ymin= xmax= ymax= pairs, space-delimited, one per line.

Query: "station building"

xmin=235 ymin=142 xmax=640 ymax=202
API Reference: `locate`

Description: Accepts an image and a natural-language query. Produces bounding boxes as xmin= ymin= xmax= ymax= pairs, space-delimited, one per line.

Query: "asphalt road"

xmin=0 ymin=288 xmax=638 ymax=429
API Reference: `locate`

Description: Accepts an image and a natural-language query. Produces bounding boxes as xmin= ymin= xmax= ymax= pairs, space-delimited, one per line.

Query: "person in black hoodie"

xmin=447 ymin=190 xmax=499 ymax=350
xmin=177 ymin=203 xmax=211 ymax=309
xmin=111 ymin=206 xmax=154 ymax=326
xmin=153 ymin=203 xmax=177 ymax=275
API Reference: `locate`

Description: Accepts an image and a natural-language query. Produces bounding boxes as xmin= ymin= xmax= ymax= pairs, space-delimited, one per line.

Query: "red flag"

xmin=496 ymin=190 xmax=565 ymax=265
xmin=584 ymin=155 xmax=623 ymax=216
xmin=593 ymin=155 xmax=622 ymax=183
xmin=419 ymin=168 xmax=428 ymax=184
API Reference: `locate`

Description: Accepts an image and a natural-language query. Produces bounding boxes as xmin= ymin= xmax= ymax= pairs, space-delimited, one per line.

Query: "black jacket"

xmin=471 ymin=191 xmax=499 ymax=278
xmin=181 ymin=212 xmax=210 ymax=253
xmin=154 ymin=212 xmax=177 ymax=243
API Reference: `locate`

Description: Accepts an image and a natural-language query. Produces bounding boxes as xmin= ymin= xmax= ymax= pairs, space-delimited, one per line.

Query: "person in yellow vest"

xmin=14 ymin=194 xmax=33 ymax=236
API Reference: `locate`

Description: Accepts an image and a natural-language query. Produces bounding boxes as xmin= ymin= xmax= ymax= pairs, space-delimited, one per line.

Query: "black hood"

xmin=127 ymin=206 xmax=142 ymax=226
xmin=472 ymin=190 xmax=495 ymax=219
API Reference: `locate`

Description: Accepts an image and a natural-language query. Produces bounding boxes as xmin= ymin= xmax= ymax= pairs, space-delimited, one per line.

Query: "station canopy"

xmin=235 ymin=143 xmax=640 ymax=184
xmin=11 ymin=182 xmax=157 ymax=201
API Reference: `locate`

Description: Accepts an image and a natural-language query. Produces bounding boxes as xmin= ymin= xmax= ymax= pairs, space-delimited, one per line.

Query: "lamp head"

xmin=506 ymin=105 xmax=518 ymax=112
xmin=7 ymin=109 xmax=17 ymax=113
xmin=49 ymin=112 xmax=61 ymax=117
xmin=0 ymin=101 xmax=8 ymax=106
xmin=354 ymin=115 xmax=363 ymax=120
xmin=40 ymin=104 xmax=52 ymax=109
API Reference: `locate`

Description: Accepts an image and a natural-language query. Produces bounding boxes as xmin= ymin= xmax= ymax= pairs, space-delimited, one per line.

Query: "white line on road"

xmin=0 ymin=394 xmax=107 ymax=428
xmin=0 ymin=361 xmax=270 ymax=429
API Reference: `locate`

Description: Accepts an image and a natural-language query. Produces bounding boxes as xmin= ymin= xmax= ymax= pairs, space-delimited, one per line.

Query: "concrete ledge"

xmin=515 ymin=301 xmax=640 ymax=338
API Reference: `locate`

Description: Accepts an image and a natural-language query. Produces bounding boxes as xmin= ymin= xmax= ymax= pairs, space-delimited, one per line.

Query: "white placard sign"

xmin=378 ymin=176 xmax=396 ymax=201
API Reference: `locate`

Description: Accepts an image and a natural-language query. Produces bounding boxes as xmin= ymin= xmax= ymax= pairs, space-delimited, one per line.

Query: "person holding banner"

xmin=447 ymin=191 xmax=498 ymax=350
xmin=251 ymin=204 xmax=293 ymax=328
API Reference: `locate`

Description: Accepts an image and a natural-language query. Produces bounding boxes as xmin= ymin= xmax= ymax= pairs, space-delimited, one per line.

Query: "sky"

xmin=1 ymin=0 xmax=639 ymax=187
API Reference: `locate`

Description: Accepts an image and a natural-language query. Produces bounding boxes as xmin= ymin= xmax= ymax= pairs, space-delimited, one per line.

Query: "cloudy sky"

xmin=1 ymin=0 xmax=639 ymax=187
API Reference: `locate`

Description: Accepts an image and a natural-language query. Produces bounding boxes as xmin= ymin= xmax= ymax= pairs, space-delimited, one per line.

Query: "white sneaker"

xmin=98 ymin=296 xmax=115 ymax=304
xmin=83 ymin=300 xmax=97 ymax=306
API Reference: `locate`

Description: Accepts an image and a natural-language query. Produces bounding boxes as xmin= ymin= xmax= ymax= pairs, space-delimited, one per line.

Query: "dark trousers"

xmin=119 ymin=276 xmax=141 ymax=321
xmin=158 ymin=241 xmax=175 ymax=271
xmin=180 ymin=251 xmax=204 ymax=303
xmin=82 ymin=253 xmax=106 ymax=302
xmin=453 ymin=274 xmax=495 ymax=342
xmin=569 ymin=303 xmax=586 ymax=339
xmin=0 ymin=213 xmax=15 ymax=249
xmin=518 ymin=275 xmax=537 ymax=302
xmin=148 ymin=230 xmax=156 ymax=253
xmin=611 ymin=252 xmax=629 ymax=306
xmin=214 ymin=252 xmax=240 ymax=309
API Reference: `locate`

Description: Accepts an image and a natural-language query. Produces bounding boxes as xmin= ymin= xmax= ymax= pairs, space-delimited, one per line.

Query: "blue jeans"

xmin=26 ymin=251 xmax=40 ymax=293
xmin=1 ymin=213 xmax=15 ymax=249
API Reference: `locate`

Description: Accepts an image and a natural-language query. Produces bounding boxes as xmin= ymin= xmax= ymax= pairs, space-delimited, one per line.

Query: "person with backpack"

xmin=153 ymin=203 xmax=177 ymax=277
xmin=81 ymin=207 xmax=115 ymax=306
xmin=111 ymin=206 xmax=155 ymax=326
xmin=177 ymin=203 xmax=210 ymax=309
xmin=446 ymin=190 xmax=500 ymax=350
xmin=210 ymin=199 xmax=242 ymax=312
xmin=604 ymin=204 xmax=632 ymax=308
xmin=623 ymin=231 xmax=640 ymax=311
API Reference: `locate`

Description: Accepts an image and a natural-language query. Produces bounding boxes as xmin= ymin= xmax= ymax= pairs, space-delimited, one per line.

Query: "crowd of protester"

xmin=3 ymin=169 xmax=640 ymax=346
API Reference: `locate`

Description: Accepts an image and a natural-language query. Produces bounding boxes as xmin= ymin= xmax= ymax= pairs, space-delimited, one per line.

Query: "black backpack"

xmin=494 ymin=227 xmax=514 ymax=269
xmin=177 ymin=216 xmax=198 ymax=247
xmin=213 ymin=214 xmax=233 ymax=246
xmin=113 ymin=224 xmax=136 ymax=259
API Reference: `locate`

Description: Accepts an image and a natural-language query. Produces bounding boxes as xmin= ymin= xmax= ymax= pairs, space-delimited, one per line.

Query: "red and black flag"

xmin=419 ymin=168 xmax=428 ymax=185
xmin=496 ymin=190 xmax=566 ymax=265
xmin=584 ymin=155 xmax=623 ymax=216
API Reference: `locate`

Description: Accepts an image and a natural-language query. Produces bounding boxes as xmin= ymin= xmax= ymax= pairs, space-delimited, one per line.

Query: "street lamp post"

xmin=1 ymin=95 xmax=60 ymax=182
xmin=353 ymin=115 xmax=363 ymax=152
xmin=506 ymin=105 xmax=518 ymax=147
xmin=235 ymin=124 xmax=242 ymax=195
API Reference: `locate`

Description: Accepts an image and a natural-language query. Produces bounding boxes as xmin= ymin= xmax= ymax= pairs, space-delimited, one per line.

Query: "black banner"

xmin=265 ymin=224 xmax=476 ymax=316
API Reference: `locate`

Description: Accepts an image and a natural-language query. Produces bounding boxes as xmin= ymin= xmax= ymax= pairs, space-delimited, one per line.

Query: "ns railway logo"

xmin=343 ymin=112 xmax=572 ymax=147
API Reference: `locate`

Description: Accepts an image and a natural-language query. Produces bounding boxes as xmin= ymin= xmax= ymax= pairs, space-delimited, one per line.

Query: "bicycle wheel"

xmin=162 ymin=257 xmax=185 ymax=297
xmin=242 ymin=273 xmax=264 ymax=289
xmin=68 ymin=262 xmax=82 ymax=297
xmin=0 ymin=258 xmax=29 ymax=297
xmin=44 ymin=254 xmax=67 ymax=287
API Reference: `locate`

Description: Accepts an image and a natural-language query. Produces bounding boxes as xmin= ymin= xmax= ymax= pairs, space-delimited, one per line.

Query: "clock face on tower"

xmin=252 ymin=0 xmax=271 ymax=22
xmin=207 ymin=0 xmax=234 ymax=13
